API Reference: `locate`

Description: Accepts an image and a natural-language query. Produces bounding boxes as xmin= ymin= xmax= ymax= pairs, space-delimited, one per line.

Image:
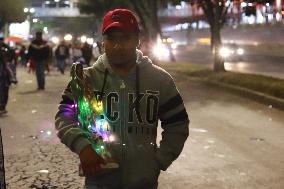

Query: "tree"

xmin=0 ymin=0 xmax=25 ymax=31
xmin=77 ymin=0 xmax=233 ymax=71
xmin=184 ymin=0 xmax=235 ymax=72
xmin=77 ymin=0 xmax=243 ymax=72
xmin=77 ymin=0 xmax=179 ymax=50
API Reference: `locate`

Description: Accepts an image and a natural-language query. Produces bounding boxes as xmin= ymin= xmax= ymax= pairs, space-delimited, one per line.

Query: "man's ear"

xmin=137 ymin=39 xmax=141 ymax=49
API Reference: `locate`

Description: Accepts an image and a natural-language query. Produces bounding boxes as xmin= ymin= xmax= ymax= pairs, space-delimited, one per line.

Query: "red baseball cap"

xmin=102 ymin=9 xmax=140 ymax=34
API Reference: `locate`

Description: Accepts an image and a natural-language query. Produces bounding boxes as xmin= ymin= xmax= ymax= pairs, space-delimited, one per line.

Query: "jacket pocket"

xmin=125 ymin=141 xmax=161 ymax=188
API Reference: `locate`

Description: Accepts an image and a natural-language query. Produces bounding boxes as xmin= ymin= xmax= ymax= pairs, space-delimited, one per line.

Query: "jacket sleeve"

xmin=55 ymin=83 xmax=90 ymax=155
xmin=156 ymin=74 xmax=189 ymax=171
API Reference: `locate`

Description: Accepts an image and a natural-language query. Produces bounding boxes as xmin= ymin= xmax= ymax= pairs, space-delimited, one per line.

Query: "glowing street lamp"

xmin=64 ymin=34 xmax=73 ymax=41
xmin=51 ymin=36 xmax=60 ymax=44
xmin=23 ymin=7 xmax=36 ymax=36
xmin=80 ymin=35 xmax=87 ymax=43
xmin=87 ymin=38 xmax=94 ymax=45
xmin=30 ymin=8 xmax=35 ymax=13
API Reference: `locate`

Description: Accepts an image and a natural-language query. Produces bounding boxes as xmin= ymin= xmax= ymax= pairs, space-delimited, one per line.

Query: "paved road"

xmin=175 ymin=47 xmax=284 ymax=79
xmin=1 ymin=67 xmax=284 ymax=189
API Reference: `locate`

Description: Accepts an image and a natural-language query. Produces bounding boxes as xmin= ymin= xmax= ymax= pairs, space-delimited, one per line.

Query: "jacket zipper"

xmin=120 ymin=79 xmax=126 ymax=187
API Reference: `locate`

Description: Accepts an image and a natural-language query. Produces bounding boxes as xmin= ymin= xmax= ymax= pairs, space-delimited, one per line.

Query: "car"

xmin=218 ymin=43 xmax=244 ymax=62
xmin=152 ymin=36 xmax=176 ymax=61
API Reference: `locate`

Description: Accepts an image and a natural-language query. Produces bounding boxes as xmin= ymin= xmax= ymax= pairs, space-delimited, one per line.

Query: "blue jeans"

xmin=57 ymin=58 xmax=65 ymax=74
xmin=84 ymin=170 xmax=121 ymax=189
xmin=35 ymin=60 xmax=46 ymax=89
xmin=84 ymin=176 xmax=158 ymax=189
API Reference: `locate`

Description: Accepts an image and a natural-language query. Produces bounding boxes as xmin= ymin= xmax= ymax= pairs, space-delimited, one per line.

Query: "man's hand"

xmin=79 ymin=145 xmax=106 ymax=176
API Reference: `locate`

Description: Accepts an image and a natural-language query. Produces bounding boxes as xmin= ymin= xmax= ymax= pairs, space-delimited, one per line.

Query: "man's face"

xmin=103 ymin=29 xmax=139 ymax=66
xmin=36 ymin=33 xmax=42 ymax=40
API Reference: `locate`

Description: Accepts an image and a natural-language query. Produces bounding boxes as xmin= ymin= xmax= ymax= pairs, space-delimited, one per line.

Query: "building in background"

xmin=159 ymin=0 xmax=283 ymax=33
xmin=9 ymin=0 xmax=96 ymax=42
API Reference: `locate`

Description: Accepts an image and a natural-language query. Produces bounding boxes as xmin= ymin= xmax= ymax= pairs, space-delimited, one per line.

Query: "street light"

xmin=43 ymin=27 xmax=48 ymax=34
xmin=87 ymin=38 xmax=94 ymax=45
xmin=23 ymin=7 xmax=36 ymax=36
xmin=30 ymin=8 xmax=35 ymax=13
xmin=64 ymin=34 xmax=73 ymax=41
xmin=51 ymin=36 xmax=60 ymax=44
xmin=23 ymin=7 xmax=35 ymax=14
xmin=80 ymin=35 xmax=87 ymax=43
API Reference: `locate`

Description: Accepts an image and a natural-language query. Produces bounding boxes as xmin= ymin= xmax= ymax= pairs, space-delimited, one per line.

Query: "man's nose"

xmin=113 ymin=42 xmax=123 ymax=49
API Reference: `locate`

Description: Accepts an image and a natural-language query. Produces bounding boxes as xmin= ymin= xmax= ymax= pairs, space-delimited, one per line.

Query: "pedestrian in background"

xmin=81 ymin=42 xmax=93 ymax=67
xmin=0 ymin=37 xmax=17 ymax=115
xmin=19 ymin=45 xmax=28 ymax=67
xmin=27 ymin=31 xmax=50 ymax=90
xmin=55 ymin=9 xmax=189 ymax=189
xmin=7 ymin=46 xmax=18 ymax=81
xmin=55 ymin=40 xmax=69 ymax=74
xmin=72 ymin=43 xmax=85 ymax=64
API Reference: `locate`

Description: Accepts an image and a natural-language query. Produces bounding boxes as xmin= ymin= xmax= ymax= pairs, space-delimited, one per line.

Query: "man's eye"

xmin=108 ymin=36 xmax=130 ymax=42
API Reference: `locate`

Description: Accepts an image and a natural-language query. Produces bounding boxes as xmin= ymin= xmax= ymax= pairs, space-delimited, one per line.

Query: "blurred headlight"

xmin=171 ymin=43 xmax=177 ymax=49
xmin=153 ymin=44 xmax=170 ymax=58
xmin=219 ymin=47 xmax=231 ymax=58
xmin=237 ymin=48 xmax=244 ymax=55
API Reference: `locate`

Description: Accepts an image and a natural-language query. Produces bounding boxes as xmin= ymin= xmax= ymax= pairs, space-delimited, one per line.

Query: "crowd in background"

xmin=0 ymin=32 xmax=104 ymax=115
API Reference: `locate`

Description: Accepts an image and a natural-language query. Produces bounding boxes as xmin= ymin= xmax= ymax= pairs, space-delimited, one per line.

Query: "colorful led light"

xmin=70 ymin=63 xmax=116 ymax=164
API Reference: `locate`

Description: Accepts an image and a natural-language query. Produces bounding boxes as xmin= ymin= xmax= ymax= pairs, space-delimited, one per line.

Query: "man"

xmin=27 ymin=31 xmax=50 ymax=90
xmin=81 ymin=41 xmax=93 ymax=67
xmin=0 ymin=37 xmax=17 ymax=115
xmin=55 ymin=40 xmax=69 ymax=74
xmin=55 ymin=9 xmax=189 ymax=189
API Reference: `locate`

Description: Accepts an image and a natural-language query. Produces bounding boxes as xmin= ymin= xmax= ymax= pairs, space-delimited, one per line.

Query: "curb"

xmin=201 ymin=79 xmax=284 ymax=111
xmin=166 ymin=69 xmax=284 ymax=112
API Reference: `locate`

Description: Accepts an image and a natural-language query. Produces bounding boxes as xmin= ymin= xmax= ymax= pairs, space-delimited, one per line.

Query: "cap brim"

xmin=102 ymin=22 xmax=124 ymax=34
xmin=103 ymin=22 xmax=139 ymax=34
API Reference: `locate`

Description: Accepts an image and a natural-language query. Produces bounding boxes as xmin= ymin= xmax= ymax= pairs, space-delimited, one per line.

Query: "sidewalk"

xmin=1 ymin=67 xmax=84 ymax=188
xmin=2 ymin=66 xmax=284 ymax=189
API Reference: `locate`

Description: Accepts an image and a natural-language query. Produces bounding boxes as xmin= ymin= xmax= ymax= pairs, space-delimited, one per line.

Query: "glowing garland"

xmin=70 ymin=63 xmax=117 ymax=164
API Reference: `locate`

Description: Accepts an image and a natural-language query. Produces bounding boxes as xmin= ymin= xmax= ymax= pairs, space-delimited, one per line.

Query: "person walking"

xmin=72 ymin=43 xmax=85 ymax=65
xmin=81 ymin=42 xmax=93 ymax=67
xmin=19 ymin=45 xmax=28 ymax=67
xmin=55 ymin=41 xmax=69 ymax=74
xmin=55 ymin=9 xmax=189 ymax=189
xmin=27 ymin=31 xmax=50 ymax=90
xmin=0 ymin=38 xmax=17 ymax=115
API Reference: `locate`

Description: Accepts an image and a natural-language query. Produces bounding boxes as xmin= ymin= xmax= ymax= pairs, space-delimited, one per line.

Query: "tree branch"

xmin=220 ymin=2 xmax=230 ymax=27
xmin=200 ymin=0 xmax=214 ymax=27
xmin=128 ymin=0 xmax=147 ymax=30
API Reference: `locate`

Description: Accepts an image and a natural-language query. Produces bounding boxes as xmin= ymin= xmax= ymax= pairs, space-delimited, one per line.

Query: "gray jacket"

xmin=55 ymin=50 xmax=189 ymax=188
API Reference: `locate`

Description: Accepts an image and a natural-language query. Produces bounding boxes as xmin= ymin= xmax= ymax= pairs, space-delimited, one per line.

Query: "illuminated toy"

xmin=70 ymin=63 xmax=118 ymax=170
